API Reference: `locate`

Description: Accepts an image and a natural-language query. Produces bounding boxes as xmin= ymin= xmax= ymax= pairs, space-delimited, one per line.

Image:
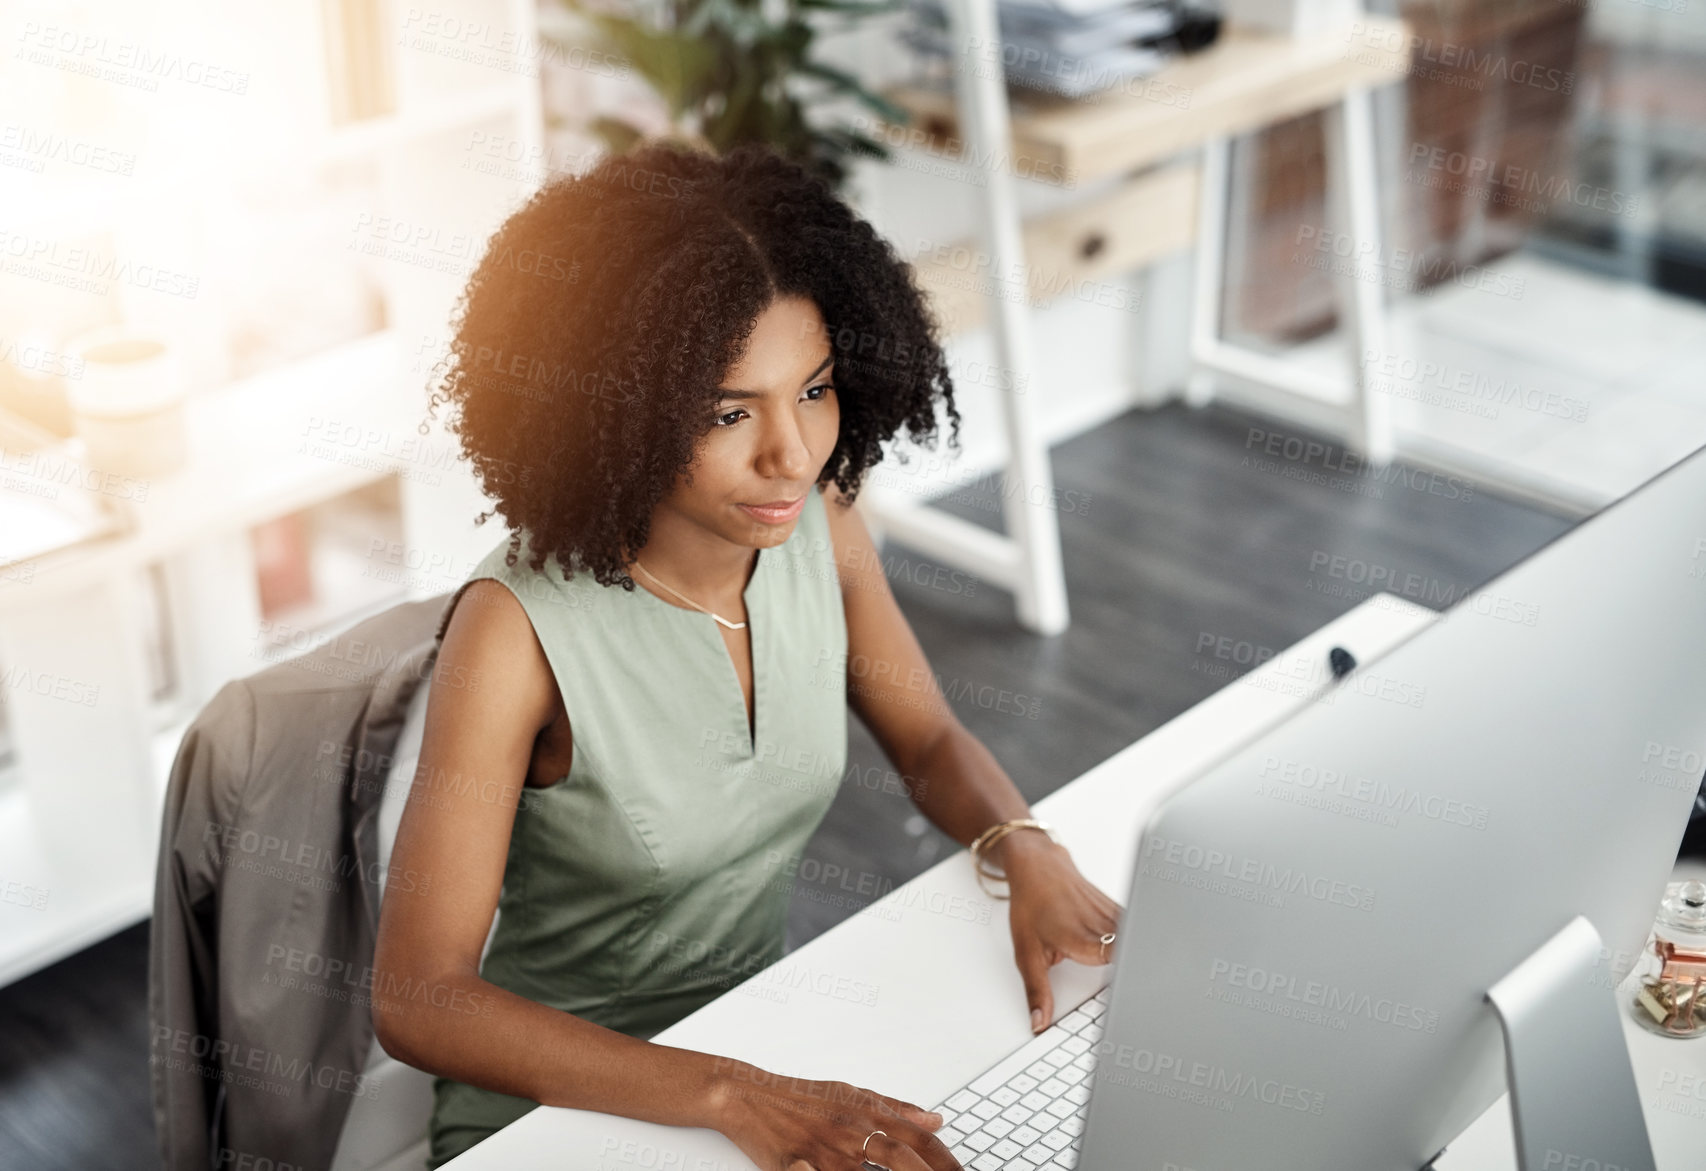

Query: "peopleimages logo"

xmin=1140 ymin=836 xmax=1376 ymax=912
xmin=1257 ymin=756 xmax=1490 ymax=831
xmin=1090 ymin=1040 xmax=1327 ymax=1115
xmin=1639 ymin=741 xmax=1705 ymax=791
xmin=1541 ymin=1152 xmax=1639 ymax=1171
xmin=1206 ymin=958 xmax=1439 ymax=1033
xmin=202 ymin=822 xmax=431 ymax=895
xmin=149 ymin=1027 xmax=377 ymax=1100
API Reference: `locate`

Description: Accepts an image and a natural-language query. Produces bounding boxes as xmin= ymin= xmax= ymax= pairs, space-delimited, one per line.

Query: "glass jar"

xmin=1631 ymin=879 xmax=1706 ymax=1038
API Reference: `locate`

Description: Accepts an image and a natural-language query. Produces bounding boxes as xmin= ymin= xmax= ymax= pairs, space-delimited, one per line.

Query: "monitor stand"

xmin=1485 ymin=915 xmax=1657 ymax=1171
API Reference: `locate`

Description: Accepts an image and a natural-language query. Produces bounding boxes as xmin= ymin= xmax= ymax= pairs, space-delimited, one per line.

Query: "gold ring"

xmin=861 ymin=1128 xmax=888 ymax=1168
xmin=1100 ymin=931 xmax=1116 ymax=961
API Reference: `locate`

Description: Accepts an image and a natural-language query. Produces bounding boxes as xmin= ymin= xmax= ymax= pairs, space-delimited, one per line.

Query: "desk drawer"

xmin=909 ymin=159 xmax=1199 ymax=337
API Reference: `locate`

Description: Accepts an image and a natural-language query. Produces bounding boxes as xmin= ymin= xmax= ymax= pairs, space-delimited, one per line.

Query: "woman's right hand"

xmin=709 ymin=1060 xmax=963 ymax=1170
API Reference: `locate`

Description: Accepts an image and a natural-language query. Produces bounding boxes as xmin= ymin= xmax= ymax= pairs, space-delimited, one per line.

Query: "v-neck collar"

xmin=630 ymin=545 xmax=767 ymax=757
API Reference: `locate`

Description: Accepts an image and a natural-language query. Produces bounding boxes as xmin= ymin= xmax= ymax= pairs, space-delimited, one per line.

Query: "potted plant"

xmin=548 ymin=0 xmax=915 ymax=194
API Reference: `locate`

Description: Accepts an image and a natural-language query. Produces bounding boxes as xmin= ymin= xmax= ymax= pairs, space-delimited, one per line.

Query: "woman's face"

xmin=664 ymin=294 xmax=841 ymax=550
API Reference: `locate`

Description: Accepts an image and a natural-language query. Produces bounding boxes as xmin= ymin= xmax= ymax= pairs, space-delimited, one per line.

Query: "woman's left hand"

xmin=998 ymin=831 xmax=1125 ymax=1034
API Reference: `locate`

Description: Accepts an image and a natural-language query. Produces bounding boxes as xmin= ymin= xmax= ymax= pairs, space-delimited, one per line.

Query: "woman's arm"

xmin=371 ymin=579 xmax=728 ymax=1127
xmin=821 ymin=485 xmax=1123 ymax=1032
xmin=819 ymin=486 xmax=1052 ymax=869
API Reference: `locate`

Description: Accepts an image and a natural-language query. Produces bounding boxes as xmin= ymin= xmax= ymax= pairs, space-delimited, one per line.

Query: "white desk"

xmin=442 ymin=592 xmax=1706 ymax=1170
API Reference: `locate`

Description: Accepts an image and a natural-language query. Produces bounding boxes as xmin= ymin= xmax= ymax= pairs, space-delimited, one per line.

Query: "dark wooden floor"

xmin=0 ymin=402 xmax=1574 ymax=1171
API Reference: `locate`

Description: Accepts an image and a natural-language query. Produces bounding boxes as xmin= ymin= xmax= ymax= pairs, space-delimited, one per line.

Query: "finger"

xmin=870 ymin=1092 xmax=943 ymax=1130
xmin=1015 ymin=940 xmax=1054 ymax=1033
xmin=1061 ymin=917 xmax=1120 ymax=966
xmin=896 ymin=1117 xmax=968 ymax=1171
xmin=862 ymin=1126 xmax=945 ymax=1171
xmin=1067 ymin=935 xmax=1106 ymax=966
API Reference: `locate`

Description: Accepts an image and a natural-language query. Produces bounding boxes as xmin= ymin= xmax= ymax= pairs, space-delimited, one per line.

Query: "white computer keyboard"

xmin=929 ymin=985 xmax=1110 ymax=1171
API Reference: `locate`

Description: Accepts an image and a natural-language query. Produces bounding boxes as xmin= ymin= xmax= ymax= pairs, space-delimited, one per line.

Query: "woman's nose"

xmin=757 ymin=413 xmax=811 ymax=479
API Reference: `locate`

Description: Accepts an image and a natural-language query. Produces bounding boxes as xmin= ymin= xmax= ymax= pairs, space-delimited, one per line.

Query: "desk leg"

xmin=944 ymin=0 xmax=1069 ymax=635
xmin=1322 ymin=86 xmax=1395 ymax=466
xmin=1185 ymin=133 xmax=1231 ymax=409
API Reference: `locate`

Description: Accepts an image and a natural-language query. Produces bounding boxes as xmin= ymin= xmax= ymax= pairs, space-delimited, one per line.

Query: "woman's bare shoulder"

xmin=435 ymin=578 xmax=560 ymax=736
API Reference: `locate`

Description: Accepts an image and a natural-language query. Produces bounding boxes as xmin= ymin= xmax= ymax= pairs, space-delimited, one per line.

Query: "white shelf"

xmin=0 ymin=330 xmax=413 ymax=609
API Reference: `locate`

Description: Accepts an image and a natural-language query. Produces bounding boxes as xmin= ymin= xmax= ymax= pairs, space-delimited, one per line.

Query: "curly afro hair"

xmin=424 ymin=137 xmax=963 ymax=591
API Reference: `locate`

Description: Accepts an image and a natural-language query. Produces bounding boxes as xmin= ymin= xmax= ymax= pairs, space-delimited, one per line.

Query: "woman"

xmin=372 ymin=138 xmax=1123 ymax=1171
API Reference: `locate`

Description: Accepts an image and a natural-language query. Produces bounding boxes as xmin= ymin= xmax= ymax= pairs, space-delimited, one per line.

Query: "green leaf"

xmin=797 ymin=0 xmax=911 ymax=15
xmin=589 ymin=116 xmax=646 ymax=156
xmin=592 ymin=24 xmax=723 ymax=111
xmin=796 ymin=60 xmax=911 ymax=123
xmin=825 ymin=125 xmax=893 ymax=159
xmin=546 ymin=0 xmax=891 ymax=195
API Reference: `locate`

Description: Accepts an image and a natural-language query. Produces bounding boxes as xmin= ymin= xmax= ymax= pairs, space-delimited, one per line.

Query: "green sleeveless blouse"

xmin=425 ymin=486 xmax=848 ymax=1167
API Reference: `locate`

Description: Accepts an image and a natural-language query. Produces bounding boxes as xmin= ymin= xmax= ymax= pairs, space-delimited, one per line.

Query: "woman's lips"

xmin=739 ymin=496 xmax=806 ymax=524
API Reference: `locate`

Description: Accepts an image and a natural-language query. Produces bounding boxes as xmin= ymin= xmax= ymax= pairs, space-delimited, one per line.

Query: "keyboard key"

xmin=1010 ymin=1073 xmax=1039 ymax=1094
xmin=964 ymin=1129 xmax=997 ymax=1152
xmin=1011 ymin=1125 xmax=1042 ymax=1146
xmin=984 ymin=1117 xmax=1014 ymax=1139
xmin=1072 ymin=1052 xmax=1096 ymax=1072
xmin=972 ymin=1153 xmax=1004 ymax=1171
xmin=1057 ymin=1065 xmax=1087 ymax=1086
xmin=1023 ymin=1141 xmax=1052 ymax=1162
xmin=940 ymin=1124 xmax=968 ymax=1147
xmin=970 ymin=1099 xmax=1002 ymax=1122
xmin=1046 ymin=1098 xmax=1077 ymax=1120
xmin=1060 ymin=1010 xmax=1093 ymax=1034
xmin=947 ymin=1089 xmax=980 ymax=1112
xmin=1062 ymin=1036 xmax=1091 ymax=1056
xmin=1043 ymin=1128 xmax=1073 ymax=1150
xmin=1056 ymin=1146 xmax=1079 ymax=1169
xmin=1020 ymin=1091 xmax=1050 ymax=1112
xmin=1061 ymin=1114 xmax=1086 ymax=1136
xmin=1002 ymin=1102 xmax=1035 ymax=1125
xmin=1065 ymin=1084 xmax=1090 ymax=1106
xmin=970 ymin=1027 xmax=1076 ymax=1096
xmin=1038 ymin=1077 xmax=1067 ymax=1097
xmin=1044 ymin=1048 xmax=1073 ymax=1068
xmin=991 ymin=1085 xmax=1021 ymax=1107
xmin=1010 ymin=1159 xmax=1038 ymax=1171
xmin=1027 ymin=1061 xmax=1055 ymax=1081
xmin=991 ymin=1139 xmax=1024 ymax=1160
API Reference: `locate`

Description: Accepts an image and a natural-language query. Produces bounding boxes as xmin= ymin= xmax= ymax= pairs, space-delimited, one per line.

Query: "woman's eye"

xmin=714 ymin=387 xmax=829 ymax=426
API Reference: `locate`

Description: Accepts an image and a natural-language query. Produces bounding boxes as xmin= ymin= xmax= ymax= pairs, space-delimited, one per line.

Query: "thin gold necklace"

xmin=632 ymin=559 xmax=748 ymax=630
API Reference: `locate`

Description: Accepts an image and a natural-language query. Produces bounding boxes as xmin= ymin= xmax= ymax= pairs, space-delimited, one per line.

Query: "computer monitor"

xmin=1078 ymin=442 xmax=1706 ymax=1170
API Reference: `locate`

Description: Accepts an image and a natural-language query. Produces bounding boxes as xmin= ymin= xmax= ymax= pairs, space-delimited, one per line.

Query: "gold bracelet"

xmin=968 ymin=818 xmax=1058 ymax=900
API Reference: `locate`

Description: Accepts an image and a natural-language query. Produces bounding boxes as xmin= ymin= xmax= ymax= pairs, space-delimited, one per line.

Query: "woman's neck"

xmin=627 ymin=507 xmax=759 ymax=610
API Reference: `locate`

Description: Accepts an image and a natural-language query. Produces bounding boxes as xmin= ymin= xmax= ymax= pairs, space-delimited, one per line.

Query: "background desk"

xmin=443 ymin=592 xmax=1706 ymax=1169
